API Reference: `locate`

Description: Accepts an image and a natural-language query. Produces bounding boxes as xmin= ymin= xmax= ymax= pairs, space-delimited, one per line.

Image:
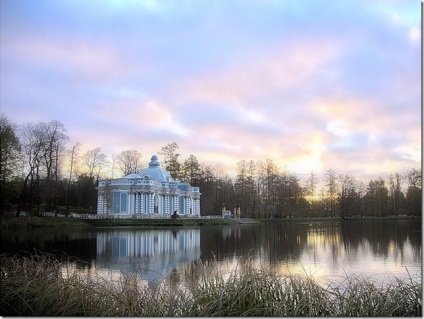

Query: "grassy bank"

xmin=0 ymin=216 xmax=235 ymax=230
xmin=1 ymin=253 xmax=421 ymax=316
xmin=84 ymin=216 xmax=235 ymax=227
xmin=0 ymin=216 xmax=91 ymax=229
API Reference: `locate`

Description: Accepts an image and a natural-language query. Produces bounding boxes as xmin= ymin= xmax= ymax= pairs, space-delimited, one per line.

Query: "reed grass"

xmin=1 ymin=253 xmax=421 ymax=316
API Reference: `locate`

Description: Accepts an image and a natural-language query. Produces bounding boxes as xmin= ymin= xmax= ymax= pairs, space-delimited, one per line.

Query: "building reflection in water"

xmin=1 ymin=220 xmax=420 ymax=289
xmin=95 ymin=229 xmax=200 ymax=288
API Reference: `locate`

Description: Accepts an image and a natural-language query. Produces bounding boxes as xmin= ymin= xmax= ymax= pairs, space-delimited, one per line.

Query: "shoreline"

xmin=0 ymin=216 xmax=236 ymax=229
xmin=0 ymin=214 xmax=420 ymax=230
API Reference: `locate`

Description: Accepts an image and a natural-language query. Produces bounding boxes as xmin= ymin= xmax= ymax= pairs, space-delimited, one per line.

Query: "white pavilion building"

xmin=96 ymin=155 xmax=201 ymax=217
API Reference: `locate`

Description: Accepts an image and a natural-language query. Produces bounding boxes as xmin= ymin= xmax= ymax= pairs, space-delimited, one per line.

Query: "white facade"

xmin=96 ymin=155 xmax=201 ymax=217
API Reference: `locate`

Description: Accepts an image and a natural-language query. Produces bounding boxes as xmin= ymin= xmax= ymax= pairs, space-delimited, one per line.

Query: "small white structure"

xmin=96 ymin=155 xmax=201 ymax=217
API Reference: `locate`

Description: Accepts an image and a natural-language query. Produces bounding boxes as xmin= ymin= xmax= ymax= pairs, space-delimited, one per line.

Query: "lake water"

xmin=1 ymin=219 xmax=421 ymax=289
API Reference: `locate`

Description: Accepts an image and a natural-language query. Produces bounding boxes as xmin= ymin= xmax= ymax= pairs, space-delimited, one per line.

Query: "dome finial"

xmin=149 ymin=155 xmax=160 ymax=167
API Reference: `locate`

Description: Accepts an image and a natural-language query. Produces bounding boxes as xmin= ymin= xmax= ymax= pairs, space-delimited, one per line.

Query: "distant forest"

xmin=1 ymin=114 xmax=421 ymax=218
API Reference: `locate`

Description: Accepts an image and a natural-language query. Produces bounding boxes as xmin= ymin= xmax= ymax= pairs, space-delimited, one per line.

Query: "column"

xmin=149 ymin=192 xmax=154 ymax=214
xmin=135 ymin=192 xmax=139 ymax=214
xmin=196 ymin=198 xmax=200 ymax=215
xmin=192 ymin=198 xmax=197 ymax=215
xmin=185 ymin=196 xmax=189 ymax=215
xmin=182 ymin=196 xmax=186 ymax=215
xmin=140 ymin=192 xmax=145 ymax=214
xmin=186 ymin=197 xmax=191 ymax=215
xmin=190 ymin=197 xmax=193 ymax=215
xmin=128 ymin=192 xmax=133 ymax=214
xmin=165 ymin=195 xmax=170 ymax=215
xmin=101 ymin=193 xmax=106 ymax=214
xmin=134 ymin=193 xmax=137 ymax=214
xmin=172 ymin=195 xmax=176 ymax=214
xmin=169 ymin=195 xmax=174 ymax=214
xmin=97 ymin=193 xmax=103 ymax=215
xmin=145 ymin=192 xmax=149 ymax=214
xmin=162 ymin=195 xmax=166 ymax=214
xmin=132 ymin=192 xmax=136 ymax=214
xmin=145 ymin=193 xmax=149 ymax=214
xmin=158 ymin=194 xmax=161 ymax=214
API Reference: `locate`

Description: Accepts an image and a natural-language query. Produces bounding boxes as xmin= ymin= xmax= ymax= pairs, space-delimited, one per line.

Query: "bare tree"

xmin=246 ymin=160 xmax=258 ymax=217
xmin=116 ymin=149 xmax=143 ymax=176
xmin=338 ymin=174 xmax=359 ymax=218
xmin=42 ymin=120 xmax=68 ymax=181
xmin=235 ymin=160 xmax=248 ymax=216
xmin=80 ymin=147 xmax=108 ymax=213
xmin=305 ymin=171 xmax=319 ymax=214
xmin=365 ymin=178 xmax=388 ymax=217
xmin=17 ymin=122 xmax=44 ymax=216
xmin=110 ymin=154 xmax=118 ymax=179
xmin=259 ymin=159 xmax=279 ymax=217
xmin=323 ymin=168 xmax=338 ymax=217
xmin=405 ymin=168 xmax=421 ymax=216
xmin=65 ymin=142 xmax=80 ymax=217
xmin=388 ymin=172 xmax=402 ymax=216
xmin=82 ymin=147 xmax=108 ymax=178
xmin=16 ymin=121 xmax=68 ymax=216
xmin=234 ymin=160 xmax=258 ymax=217
xmin=305 ymin=171 xmax=319 ymax=198
xmin=41 ymin=120 xmax=68 ymax=213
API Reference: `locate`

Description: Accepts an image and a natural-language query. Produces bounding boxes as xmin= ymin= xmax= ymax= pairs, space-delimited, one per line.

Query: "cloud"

xmin=2 ymin=33 xmax=132 ymax=83
xmin=172 ymin=36 xmax=344 ymax=106
xmin=0 ymin=0 xmax=420 ymax=181
xmin=308 ymin=95 xmax=420 ymax=178
xmin=408 ymin=25 xmax=420 ymax=44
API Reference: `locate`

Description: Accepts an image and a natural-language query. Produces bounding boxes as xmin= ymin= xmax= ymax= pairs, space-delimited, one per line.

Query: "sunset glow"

xmin=0 ymin=0 xmax=420 ymax=180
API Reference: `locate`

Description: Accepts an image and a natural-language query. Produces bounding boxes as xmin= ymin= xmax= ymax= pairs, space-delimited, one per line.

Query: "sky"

xmin=0 ymin=0 xmax=421 ymax=181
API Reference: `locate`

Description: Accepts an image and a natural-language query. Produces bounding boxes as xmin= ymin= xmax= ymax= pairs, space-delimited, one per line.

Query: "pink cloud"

xmin=171 ymin=36 xmax=345 ymax=105
xmin=3 ymin=33 xmax=133 ymax=83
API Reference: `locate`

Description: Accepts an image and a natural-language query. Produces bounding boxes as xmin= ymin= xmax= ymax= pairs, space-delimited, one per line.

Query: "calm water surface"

xmin=1 ymin=220 xmax=421 ymax=287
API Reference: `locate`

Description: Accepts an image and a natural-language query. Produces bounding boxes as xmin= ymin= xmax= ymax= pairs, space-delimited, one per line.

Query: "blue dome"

xmin=139 ymin=155 xmax=172 ymax=182
xmin=123 ymin=173 xmax=140 ymax=179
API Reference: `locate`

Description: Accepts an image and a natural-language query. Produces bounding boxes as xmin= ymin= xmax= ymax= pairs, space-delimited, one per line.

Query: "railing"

xmin=39 ymin=212 xmax=222 ymax=219
xmin=98 ymin=179 xmax=200 ymax=192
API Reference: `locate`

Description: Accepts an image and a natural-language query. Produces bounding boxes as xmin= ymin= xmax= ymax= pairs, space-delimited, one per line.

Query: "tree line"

xmin=0 ymin=114 xmax=421 ymax=218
